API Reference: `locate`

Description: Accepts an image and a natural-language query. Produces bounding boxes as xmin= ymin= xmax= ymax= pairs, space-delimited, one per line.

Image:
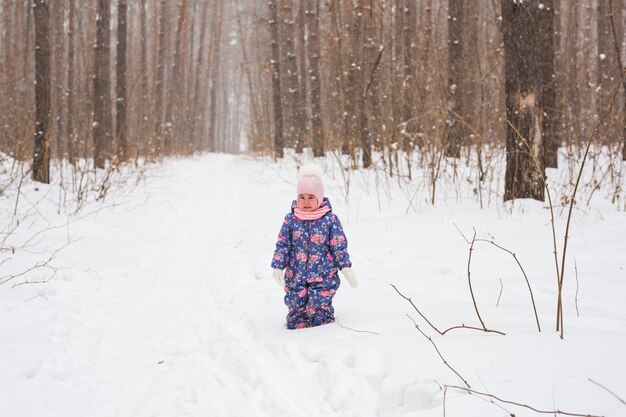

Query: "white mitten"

xmin=341 ymin=268 xmax=359 ymax=288
xmin=272 ymin=268 xmax=285 ymax=287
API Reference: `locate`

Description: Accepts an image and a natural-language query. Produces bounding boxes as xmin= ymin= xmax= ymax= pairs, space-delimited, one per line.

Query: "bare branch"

xmin=389 ymin=282 xmax=505 ymax=336
xmin=406 ymin=315 xmax=470 ymax=389
xmin=446 ymin=385 xmax=604 ymax=417
xmin=589 ymin=378 xmax=626 ymax=405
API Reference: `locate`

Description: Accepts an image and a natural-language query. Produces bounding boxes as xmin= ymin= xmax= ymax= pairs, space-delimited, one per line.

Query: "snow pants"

xmin=284 ymin=270 xmax=340 ymax=329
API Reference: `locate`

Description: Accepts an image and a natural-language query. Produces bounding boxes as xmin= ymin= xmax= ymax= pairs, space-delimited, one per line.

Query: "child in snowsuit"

xmin=271 ymin=164 xmax=358 ymax=329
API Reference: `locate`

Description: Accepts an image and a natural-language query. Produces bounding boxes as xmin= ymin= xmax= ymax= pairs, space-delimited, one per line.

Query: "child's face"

xmin=297 ymin=193 xmax=318 ymax=211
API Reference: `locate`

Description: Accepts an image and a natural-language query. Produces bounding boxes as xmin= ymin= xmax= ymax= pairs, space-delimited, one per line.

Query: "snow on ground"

xmin=0 ymin=153 xmax=625 ymax=417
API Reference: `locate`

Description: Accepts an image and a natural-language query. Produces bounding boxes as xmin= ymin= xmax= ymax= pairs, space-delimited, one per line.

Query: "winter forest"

xmin=1 ymin=1 xmax=626 ymax=417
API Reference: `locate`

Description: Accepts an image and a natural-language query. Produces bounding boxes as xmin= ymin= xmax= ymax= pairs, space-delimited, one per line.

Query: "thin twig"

xmin=466 ymin=228 xmax=487 ymax=330
xmin=335 ymin=318 xmax=379 ymax=335
xmin=407 ymin=315 xmax=470 ymax=389
xmin=545 ymin=185 xmax=561 ymax=329
xmin=389 ymin=282 xmax=443 ymax=334
xmin=474 ymin=237 xmax=541 ymax=332
xmin=588 ymin=378 xmax=626 ymax=405
xmin=389 ymin=282 xmax=505 ymax=336
xmin=558 ymin=70 xmax=625 ymax=339
xmin=573 ymin=255 xmax=580 ymax=317
xmin=455 ymin=223 xmax=541 ymax=332
xmin=446 ymin=385 xmax=604 ymax=416
xmin=496 ymin=278 xmax=503 ymax=307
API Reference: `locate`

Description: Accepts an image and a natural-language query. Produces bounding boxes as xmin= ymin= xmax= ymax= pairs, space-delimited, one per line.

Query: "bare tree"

xmin=305 ymin=0 xmax=324 ymax=157
xmin=268 ymin=0 xmax=284 ymax=158
xmin=116 ymin=0 xmax=128 ymax=160
xmin=279 ymin=0 xmax=299 ymax=151
xmin=445 ymin=0 xmax=464 ymax=158
xmin=296 ymin=2 xmax=309 ymax=154
xmin=153 ymin=0 xmax=168 ymax=155
xmin=502 ymin=0 xmax=545 ymax=202
xmin=539 ymin=0 xmax=558 ymax=168
xmin=93 ymin=0 xmax=114 ymax=168
xmin=66 ymin=0 xmax=77 ymax=163
xmin=208 ymin=0 xmax=224 ymax=152
xmin=32 ymin=0 xmax=51 ymax=183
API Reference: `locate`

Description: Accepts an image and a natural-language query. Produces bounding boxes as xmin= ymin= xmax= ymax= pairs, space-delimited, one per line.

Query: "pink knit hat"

xmin=297 ymin=163 xmax=324 ymax=209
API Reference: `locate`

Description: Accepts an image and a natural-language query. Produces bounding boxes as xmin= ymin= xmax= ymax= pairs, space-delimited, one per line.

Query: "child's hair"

xmin=297 ymin=163 xmax=324 ymax=206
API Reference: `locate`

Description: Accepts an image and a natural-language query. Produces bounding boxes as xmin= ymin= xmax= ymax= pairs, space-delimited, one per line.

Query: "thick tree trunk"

xmin=502 ymin=0 xmax=545 ymax=202
xmin=93 ymin=0 xmax=114 ymax=168
xmin=306 ymin=0 xmax=324 ymax=158
xmin=268 ymin=0 xmax=284 ymax=158
xmin=32 ymin=0 xmax=51 ymax=183
xmin=116 ymin=0 xmax=128 ymax=161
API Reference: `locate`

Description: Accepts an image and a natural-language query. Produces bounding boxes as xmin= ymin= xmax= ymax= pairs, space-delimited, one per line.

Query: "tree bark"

xmin=306 ymin=0 xmax=325 ymax=158
xmin=502 ymin=0 xmax=545 ymax=202
xmin=32 ymin=0 xmax=51 ymax=183
xmin=539 ymin=0 xmax=558 ymax=168
xmin=296 ymin=2 xmax=309 ymax=153
xmin=116 ymin=0 xmax=128 ymax=161
xmin=280 ymin=0 xmax=300 ymax=152
xmin=154 ymin=0 xmax=168 ymax=155
xmin=67 ymin=0 xmax=76 ymax=163
xmin=268 ymin=0 xmax=284 ymax=158
xmin=93 ymin=0 xmax=113 ymax=168
xmin=445 ymin=0 xmax=464 ymax=158
xmin=208 ymin=0 xmax=223 ymax=152
xmin=401 ymin=0 xmax=417 ymax=151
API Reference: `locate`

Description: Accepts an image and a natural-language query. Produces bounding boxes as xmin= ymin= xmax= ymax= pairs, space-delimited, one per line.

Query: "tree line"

xmin=2 ymin=0 xmax=236 ymax=182
xmin=255 ymin=0 xmax=626 ymax=202
xmin=1 ymin=1 xmax=625 ymax=202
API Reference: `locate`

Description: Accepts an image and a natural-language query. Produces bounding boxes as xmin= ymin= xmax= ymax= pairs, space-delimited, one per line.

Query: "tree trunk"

xmin=139 ymin=0 xmax=148 ymax=153
xmin=93 ymin=0 xmax=113 ymax=168
xmin=51 ymin=3 xmax=65 ymax=159
xmin=66 ymin=0 xmax=76 ymax=163
xmin=191 ymin=0 xmax=210 ymax=149
xmin=32 ymin=0 xmax=51 ymax=183
xmin=116 ymin=0 xmax=128 ymax=161
xmin=280 ymin=0 xmax=300 ymax=152
xmin=268 ymin=0 xmax=284 ymax=158
xmin=502 ymin=0 xmax=545 ymax=202
xmin=445 ymin=0 xmax=464 ymax=158
xmin=296 ymin=2 xmax=308 ymax=153
xmin=154 ymin=0 xmax=167 ymax=155
xmin=306 ymin=0 xmax=325 ymax=158
xmin=358 ymin=0 xmax=371 ymax=168
xmin=539 ymin=0 xmax=557 ymax=168
xmin=208 ymin=0 xmax=223 ymax=152
xmin=401 ymin=0 xmax=417 ymax=151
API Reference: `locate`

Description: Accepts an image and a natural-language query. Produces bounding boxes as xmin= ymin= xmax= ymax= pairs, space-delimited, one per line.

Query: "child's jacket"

xmin=271 ymin=198 xmax=351 ymax=284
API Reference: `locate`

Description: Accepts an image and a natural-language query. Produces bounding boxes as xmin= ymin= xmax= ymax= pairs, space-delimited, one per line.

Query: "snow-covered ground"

xmin=1 ymin=153 xmax=625 ymax=417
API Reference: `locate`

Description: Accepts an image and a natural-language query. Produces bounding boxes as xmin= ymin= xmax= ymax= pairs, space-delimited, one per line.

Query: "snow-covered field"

xmin=1 ymin=153 xmax=625 ymax=417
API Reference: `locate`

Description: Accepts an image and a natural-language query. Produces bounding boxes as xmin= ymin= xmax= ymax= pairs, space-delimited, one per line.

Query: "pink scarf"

xmin=294 ymin=206 xmax=330 ymax=221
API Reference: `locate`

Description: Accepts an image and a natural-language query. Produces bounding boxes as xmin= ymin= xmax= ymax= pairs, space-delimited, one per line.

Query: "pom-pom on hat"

xmin=297 ymin=163 xmax=325 ymax=209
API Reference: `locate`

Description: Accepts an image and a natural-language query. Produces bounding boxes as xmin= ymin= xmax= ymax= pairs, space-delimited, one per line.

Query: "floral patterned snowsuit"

xmin=271 ymin=198 xmax=352 ymax=329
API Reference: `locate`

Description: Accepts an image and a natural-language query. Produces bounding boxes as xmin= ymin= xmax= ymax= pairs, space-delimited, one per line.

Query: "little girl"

xmin=271 ymin=164 xmax=358 ymax=329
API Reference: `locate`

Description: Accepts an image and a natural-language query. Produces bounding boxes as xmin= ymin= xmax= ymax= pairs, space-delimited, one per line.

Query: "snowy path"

xmin=1 ymin=154 xmax=625 ymax=417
